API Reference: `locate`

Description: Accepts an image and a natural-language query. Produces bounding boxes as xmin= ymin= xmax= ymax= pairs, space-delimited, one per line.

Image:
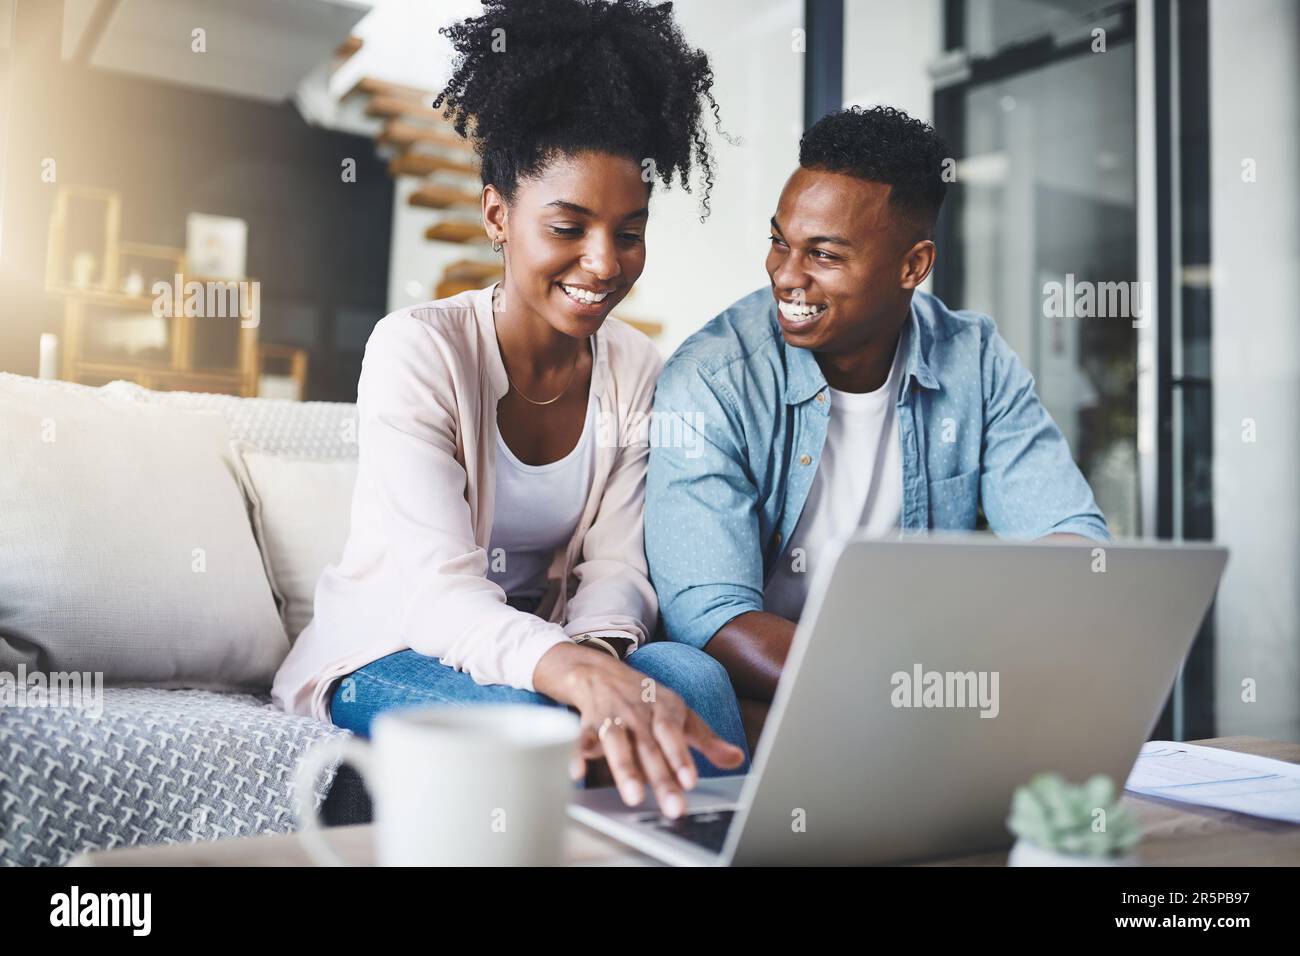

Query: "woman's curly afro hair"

xmin=433 ymin=0 xmax=723 ymax=218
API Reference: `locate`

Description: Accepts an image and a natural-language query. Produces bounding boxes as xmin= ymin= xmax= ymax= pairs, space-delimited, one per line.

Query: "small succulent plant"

xmin=1007 ymin=773 xmax=1141 ymax=858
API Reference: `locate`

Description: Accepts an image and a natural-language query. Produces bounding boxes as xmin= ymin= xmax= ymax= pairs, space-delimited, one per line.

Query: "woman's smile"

xmin=555 ymin=280 xmax=620 ymax=318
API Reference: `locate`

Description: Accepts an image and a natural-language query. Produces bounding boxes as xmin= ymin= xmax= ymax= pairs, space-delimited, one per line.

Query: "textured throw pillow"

xmin=0 ymin=375 xmax=289 ymax=690
xmin=229 ymin=442 xmax=357 ymax=642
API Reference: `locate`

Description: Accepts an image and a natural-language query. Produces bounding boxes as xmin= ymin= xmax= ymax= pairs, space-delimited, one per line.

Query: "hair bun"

xmin=433 ymin=0 xmax=723 ymax=218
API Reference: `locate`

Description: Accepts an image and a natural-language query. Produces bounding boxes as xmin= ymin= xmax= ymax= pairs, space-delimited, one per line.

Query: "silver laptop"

xmin=569 ymin=534 xmax=1228 ymax=866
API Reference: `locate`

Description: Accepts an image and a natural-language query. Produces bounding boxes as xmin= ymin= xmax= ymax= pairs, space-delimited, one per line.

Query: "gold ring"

xmin=597 ymin=716 xmax=627 ymax=742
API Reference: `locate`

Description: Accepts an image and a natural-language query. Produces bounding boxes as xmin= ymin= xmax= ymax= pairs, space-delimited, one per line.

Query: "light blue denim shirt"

xmin=645 ymin=286 xmax=1110 ymax=649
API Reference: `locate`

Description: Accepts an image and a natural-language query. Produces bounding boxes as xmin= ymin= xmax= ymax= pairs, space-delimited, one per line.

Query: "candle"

xmin=38 ymin=333 xmax=59 ymax=380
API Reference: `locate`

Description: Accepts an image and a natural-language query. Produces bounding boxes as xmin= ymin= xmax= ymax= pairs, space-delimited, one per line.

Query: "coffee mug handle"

xmin=292 ymin=735 xmax=375 ymax=867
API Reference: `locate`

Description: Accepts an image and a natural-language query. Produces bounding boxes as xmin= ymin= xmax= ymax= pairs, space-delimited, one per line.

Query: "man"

xmin=645 ymin=106 xmax=1109 ymax=749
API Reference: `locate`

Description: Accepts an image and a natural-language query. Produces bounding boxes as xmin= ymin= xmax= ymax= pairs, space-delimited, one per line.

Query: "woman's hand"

xmin=533 ymin=642 xmax=745 ymax=818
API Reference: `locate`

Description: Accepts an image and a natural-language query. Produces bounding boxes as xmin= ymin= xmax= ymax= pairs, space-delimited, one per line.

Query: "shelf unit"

xmin=57 ymin=285 xmax=259 ymax=396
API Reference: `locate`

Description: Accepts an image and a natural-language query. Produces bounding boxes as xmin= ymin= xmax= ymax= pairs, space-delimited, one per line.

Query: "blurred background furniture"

xmin=46 ymin=183 xmax=261 ymax=395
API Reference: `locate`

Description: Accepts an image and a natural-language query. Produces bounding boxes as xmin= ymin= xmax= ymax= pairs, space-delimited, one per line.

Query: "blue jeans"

xmin=330 ymin=641 xmax=750 ymax=777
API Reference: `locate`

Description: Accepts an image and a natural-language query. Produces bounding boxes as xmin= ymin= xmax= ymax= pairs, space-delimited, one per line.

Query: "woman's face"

xmin=485 ymin=150 xmax=650 ymax=339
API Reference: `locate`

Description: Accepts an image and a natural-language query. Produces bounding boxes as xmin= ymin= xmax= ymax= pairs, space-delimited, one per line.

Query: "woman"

xmin=272 ymin=0 xmax=746 ymax=819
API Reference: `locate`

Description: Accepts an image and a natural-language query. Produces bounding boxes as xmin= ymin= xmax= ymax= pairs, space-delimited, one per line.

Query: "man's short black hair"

xmin=799 ymin=105 xmax=949 ymax=239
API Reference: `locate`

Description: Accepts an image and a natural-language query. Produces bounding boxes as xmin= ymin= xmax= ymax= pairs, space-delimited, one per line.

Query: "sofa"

xmin=0 ymin=372 xmax=371 ymax=866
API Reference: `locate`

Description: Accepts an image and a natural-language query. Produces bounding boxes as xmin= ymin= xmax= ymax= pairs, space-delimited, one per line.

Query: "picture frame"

xmin=45 ymin=185 xmax=122 ymax=294
xmin=185 ymin=213 xmax=248 ymax=280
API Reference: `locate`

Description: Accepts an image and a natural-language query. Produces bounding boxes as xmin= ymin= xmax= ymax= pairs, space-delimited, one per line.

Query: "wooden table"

xmin=70 ymin=736 xmax=1300 ymax=867
xmin=70 ymin=815 xmax=651 ymax=867
xmin=932 ymin=736 xmax=1300 ymax=867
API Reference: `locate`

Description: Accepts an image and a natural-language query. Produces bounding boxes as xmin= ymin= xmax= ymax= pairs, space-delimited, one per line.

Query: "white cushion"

xmin=230 ymin=442 xmax=357 ymax=642
xmin=0 ymin=374 xmax=289 ymax=690
xmin=104 ymin=380 xmax=360 ymax=459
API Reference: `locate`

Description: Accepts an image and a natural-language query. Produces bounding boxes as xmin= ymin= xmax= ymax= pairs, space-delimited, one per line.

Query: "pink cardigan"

xmin=272 ymin=285 xmax=663 ymax=722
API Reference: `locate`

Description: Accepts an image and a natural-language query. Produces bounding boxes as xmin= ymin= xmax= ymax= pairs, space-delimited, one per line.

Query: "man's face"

xmin=765 ymin=166 xmax=921 ymax=356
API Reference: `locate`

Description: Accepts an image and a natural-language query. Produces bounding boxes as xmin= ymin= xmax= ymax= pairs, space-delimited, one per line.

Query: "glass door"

xmin=934 ymin=0 xmax=1140 ymax=537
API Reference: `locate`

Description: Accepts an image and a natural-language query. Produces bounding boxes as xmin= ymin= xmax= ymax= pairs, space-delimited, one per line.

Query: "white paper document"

xmin=1124 ymin=741 xmax=1300 ymax=824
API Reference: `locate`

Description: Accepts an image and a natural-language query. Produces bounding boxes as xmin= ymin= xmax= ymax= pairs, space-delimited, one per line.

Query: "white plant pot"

xmin=1008 ymin=837 xmax=1138 ymax=867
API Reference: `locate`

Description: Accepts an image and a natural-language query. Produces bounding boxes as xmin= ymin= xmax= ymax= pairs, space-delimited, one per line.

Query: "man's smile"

xmin=776 ymin=296 xmax=829 ymax=331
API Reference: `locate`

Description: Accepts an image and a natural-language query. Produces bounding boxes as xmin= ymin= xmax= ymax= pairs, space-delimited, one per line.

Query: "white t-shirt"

xmin=487 ymin=390 xmax=597 ymax=599
xmin=763 ymin=334 xmax=906 ymax=622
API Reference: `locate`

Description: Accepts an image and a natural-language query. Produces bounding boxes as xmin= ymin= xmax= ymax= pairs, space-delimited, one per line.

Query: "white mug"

xmin=294 ymin=704 xmax=580 ymax=866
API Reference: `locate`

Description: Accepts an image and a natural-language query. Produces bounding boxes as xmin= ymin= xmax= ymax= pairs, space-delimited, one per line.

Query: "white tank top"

xmin=486 ymin=389 xmax=598 ymax=598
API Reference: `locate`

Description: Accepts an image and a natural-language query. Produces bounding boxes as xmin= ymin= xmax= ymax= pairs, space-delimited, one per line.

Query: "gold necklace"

xmin=504 ymin=344 xmax=582 ymax=405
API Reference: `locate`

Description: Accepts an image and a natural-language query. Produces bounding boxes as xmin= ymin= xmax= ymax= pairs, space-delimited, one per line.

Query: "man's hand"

xmin=703 ymin=610 xmax=797 ymax=703
xmin=532 ymin=643 xmax=745 ymax=818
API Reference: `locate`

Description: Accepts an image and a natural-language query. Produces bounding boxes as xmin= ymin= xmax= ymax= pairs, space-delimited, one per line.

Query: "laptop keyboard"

xmin=640 ymin=809 xmax=735 ymax=854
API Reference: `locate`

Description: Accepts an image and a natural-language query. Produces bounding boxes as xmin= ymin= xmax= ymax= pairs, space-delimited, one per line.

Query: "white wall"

xmin=841 ymin=0 xmax=941 ymax=304
xmin=842 ymin=0 xmax=942 ymax=123
xmin=626 ymin=0 xmax=805 ymax=354
xmin=1209 ymin=0 xmax=1300 ymax=741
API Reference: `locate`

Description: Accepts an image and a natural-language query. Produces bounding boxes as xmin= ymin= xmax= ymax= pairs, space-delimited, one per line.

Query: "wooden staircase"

xmin=335 ymin=60 xmax=497 ymax=296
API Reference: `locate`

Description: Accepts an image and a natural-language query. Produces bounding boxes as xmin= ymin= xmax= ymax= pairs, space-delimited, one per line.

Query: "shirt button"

xmin=775 ymin=531 xmax=783 ymax=546
xmin=815 ymin=391 xmax=826 ymax=403
xmin=799 ymin=453 xmax=812 ymax=466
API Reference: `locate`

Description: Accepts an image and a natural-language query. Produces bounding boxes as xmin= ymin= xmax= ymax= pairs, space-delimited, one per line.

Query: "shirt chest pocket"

xmin=926 ymin=466 xmax=980 ymax=530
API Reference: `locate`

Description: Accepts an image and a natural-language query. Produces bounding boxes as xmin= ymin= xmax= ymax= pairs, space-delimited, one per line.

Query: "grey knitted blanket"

xmin=0 ymin=687 xmax=347 ymax=866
